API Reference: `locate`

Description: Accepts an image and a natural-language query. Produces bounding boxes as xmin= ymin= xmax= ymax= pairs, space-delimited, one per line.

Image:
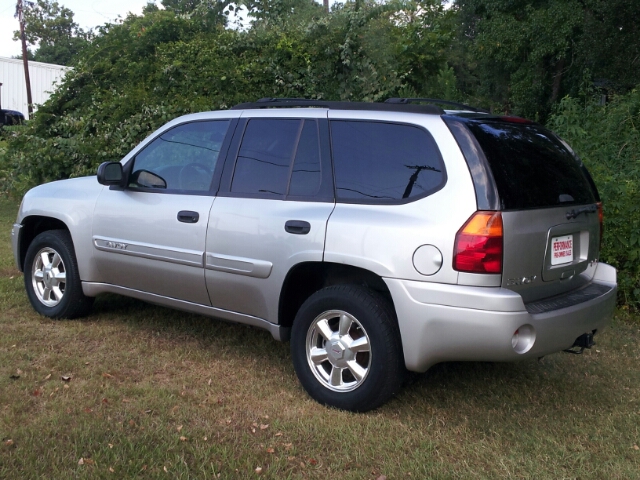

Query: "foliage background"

xmin=549 ymin=90 xmax=640 ymax=308
xmin=1 ymin=0 xmax=639 ymax=307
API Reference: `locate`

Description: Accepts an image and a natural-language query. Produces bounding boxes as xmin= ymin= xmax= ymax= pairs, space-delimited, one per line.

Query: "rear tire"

xmin=291 ymin=285 xmax=404 ymax=412
xmin=24 ymin=230 xmax=93 ymax=319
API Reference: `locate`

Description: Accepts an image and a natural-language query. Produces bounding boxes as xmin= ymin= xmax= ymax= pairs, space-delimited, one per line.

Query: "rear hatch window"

xmin=464 ymin=119 xmax=596 ymax=210
xmin=450 ymin=116 xmax=601 ymax=303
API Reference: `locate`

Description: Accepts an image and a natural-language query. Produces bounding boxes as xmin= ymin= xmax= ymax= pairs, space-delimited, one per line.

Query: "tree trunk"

xmin=550 ymin=57 xmax=566 ymax=105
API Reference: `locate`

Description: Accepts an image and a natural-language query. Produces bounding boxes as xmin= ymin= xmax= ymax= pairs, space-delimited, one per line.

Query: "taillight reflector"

xmin=453 ymin=211 xmax=503 ymax=274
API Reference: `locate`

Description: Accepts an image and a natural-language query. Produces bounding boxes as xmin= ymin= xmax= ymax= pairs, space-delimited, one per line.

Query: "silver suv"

xmin=11 ymin=98 xmax=617 ymax=411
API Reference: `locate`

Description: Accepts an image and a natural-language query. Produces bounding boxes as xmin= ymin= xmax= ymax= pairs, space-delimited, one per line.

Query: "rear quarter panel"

xmin=324 ymin=112 xmax=477 ymax=284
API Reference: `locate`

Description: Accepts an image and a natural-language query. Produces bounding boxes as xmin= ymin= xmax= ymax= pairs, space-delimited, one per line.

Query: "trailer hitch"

xmin=563 ymin=332 xmax=596 ymax=355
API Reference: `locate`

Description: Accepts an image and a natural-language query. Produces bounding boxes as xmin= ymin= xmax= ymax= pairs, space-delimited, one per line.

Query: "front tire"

xmin=291 ymin=285 xmax=404 ymax=412
xmin=24 ymin=230 xmax=93 ymax=319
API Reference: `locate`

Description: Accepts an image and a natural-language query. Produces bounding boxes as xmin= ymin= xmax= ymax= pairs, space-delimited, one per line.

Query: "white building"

xmin=0 ymin=56 xmax=71 ymax=119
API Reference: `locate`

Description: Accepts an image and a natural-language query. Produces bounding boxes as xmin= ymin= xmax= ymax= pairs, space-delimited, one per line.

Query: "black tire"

xmin=23 ymin=230 xmax=94 ymax=319
xmin=291 ymin=285 xmax=405 ymax=412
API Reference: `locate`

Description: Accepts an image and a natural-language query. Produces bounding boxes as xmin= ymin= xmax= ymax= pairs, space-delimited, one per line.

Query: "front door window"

xmin=130 ymin=120 xmax=230 ymax=192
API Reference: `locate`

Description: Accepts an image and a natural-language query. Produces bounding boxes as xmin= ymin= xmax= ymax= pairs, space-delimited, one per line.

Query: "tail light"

xmin=453 ymin=211 xmax=503 ymax=274
xmin=597 ymin=202 xmax=603 ymax=250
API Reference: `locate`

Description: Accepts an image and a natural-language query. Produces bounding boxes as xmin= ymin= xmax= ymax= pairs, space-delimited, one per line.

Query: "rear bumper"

xmin=385 ymin=262 xmax=617 ymax=372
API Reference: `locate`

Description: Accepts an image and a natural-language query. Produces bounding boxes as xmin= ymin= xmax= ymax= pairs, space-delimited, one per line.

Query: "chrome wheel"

xmin=306 ymin=309 xmax=372 ymax=392
xmin=31 ymin=247 xmax=66 ymax=307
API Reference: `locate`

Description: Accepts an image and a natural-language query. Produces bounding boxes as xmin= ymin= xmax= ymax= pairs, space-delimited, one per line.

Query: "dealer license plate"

xmin=551 ymin=234 xmax=573 ymax=266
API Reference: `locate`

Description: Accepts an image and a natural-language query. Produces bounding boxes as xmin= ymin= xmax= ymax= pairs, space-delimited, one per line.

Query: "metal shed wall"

xmin=0 ymin=56 xmax=71 ymax=119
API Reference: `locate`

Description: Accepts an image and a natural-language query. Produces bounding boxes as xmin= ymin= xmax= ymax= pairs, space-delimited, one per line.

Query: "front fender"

xmin=16 ymin=176 xmax=104 ymax=281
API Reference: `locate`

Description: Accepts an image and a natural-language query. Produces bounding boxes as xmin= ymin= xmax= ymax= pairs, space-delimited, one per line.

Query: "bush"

xmin=549 ymin=89 xmax=640 ymax=309
xmin=0 ymin=3 xmax=454 ymax=196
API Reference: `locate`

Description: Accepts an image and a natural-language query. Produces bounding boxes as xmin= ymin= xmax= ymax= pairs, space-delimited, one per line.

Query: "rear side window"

xmin=465 ymin=120 xmax=596 ymax=210
xmin=231 ymin=119 xmax=322 ymax=198
xmin=330 ymin=121 xmax=445 ymax=203
xmin=289 ymin=121 xmax=322 ymax=196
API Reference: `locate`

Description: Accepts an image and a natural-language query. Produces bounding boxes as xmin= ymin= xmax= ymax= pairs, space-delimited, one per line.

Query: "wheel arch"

xmin=18 ymin=215 xmax=70 ymax=271
xmin=278 ymin=262 xmax=397 ymax=331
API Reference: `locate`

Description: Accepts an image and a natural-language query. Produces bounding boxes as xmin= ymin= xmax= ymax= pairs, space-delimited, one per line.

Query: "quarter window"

xmin=330 ymin=120 xmax=445 ymax=202
xmin=130 ymin=120 xmax=230 ymax=192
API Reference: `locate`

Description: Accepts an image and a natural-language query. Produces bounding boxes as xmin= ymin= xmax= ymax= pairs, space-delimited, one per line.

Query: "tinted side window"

xmin=231 ymin=119 xmax=322 ymax=198
xmin=330 ymin=121 xmax=445 ymax=202
xmin=289 ymin=120 xmax=322 ymax=196
xmin=131 ymin=120 xmax=229 ymax=192
xmin=465 ymin=120 xmax=596 ymax=210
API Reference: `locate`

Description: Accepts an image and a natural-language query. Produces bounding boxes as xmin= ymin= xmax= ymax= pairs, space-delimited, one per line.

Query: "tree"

xmin=143 ymin=1 xmax=160 ymax=13
xmin=452 ymin=0 xmax=584 ymax=119
xmin=161 ymin=0 xmax=230 ymax=28
xmin=243 ymin=0 xmax=324 ymax=25
xmin=13 ymin=0 xmax=89 ymax=66
xmin=573 ymin=0 xmax=640 ymax=94
xmin=162 ymin=0 xmax=202 ymax=12
xmin=451 ymin=0 xmax=640 ymax=119
xmin=388 ymin=0 xmax=457 ymax=98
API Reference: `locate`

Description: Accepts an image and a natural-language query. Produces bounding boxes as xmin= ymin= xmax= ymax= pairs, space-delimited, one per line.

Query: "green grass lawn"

xmin=1 ymin=196 xmax=639 ymax=479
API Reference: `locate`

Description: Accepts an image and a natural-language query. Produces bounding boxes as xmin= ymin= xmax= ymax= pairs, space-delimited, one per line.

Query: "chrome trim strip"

xmin=81 ymin=282 xmax=289 ymax=341
xmin=205 ymin=252 xmax=273 ymax=279
xmin=92 ymin=236 xmax=204 ymax=268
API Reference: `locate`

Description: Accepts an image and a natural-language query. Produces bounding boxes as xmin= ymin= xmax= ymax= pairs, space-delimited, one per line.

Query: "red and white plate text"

xmin=551 ymin=234 xmax=573 ymax=266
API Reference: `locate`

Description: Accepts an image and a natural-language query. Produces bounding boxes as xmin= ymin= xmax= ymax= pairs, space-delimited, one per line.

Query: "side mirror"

xmin=97 ymin=162 xmax=123 ymax=186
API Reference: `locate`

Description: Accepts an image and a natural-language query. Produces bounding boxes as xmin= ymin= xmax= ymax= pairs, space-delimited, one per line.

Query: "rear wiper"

xmin=566 ymin=204 xmax=597 ymax=220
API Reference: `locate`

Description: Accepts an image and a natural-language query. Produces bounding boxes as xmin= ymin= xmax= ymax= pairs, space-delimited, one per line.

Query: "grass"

xmin=1 ymin=195 xmax=639 ymax=479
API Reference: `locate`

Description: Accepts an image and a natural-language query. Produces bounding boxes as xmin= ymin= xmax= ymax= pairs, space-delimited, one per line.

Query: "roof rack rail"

xmin=232 ymin=98 xmax=332 ymax=109
xmin=385 ymin=98 xmax=489 ymax=113
xmin=232 ymin=98 xmax=444 ymax=114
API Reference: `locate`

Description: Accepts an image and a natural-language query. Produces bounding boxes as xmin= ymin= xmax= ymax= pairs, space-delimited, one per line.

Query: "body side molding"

xmin=93 ymin=236 xmax=204 ymax=268
xmin=205 ymin=252 xmax=273 ymax=278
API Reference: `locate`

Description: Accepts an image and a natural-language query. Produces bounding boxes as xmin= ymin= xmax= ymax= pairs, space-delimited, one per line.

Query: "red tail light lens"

xmin=597 ymin=202 xmax=603 ymax=250
xmin=453 ymin=211 xmax=503 ymax=274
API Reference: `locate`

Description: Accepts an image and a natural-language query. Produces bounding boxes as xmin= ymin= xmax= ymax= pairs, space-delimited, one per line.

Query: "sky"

xmin=0 ymin=0 xmax=162 ymax=59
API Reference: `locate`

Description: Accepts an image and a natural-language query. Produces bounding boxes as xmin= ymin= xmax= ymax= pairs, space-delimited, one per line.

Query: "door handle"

xmin=177 ymin=211 xmax=199 ymax=223
xmin=285 ymin=220 xmax=311 ymax=235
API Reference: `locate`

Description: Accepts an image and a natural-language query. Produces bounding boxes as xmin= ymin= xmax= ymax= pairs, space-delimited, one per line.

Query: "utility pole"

xmin=402 ymin=164 xmax=440 ymax=199
xmin=323 ymin=0 xmax=329 ymax=13
xmin=15 ymin=0 xmax=33 ymax=118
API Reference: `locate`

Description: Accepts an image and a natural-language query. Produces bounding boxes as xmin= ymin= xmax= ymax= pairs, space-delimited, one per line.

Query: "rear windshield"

xmin=465 ymin=120 xmax=596 ymax=210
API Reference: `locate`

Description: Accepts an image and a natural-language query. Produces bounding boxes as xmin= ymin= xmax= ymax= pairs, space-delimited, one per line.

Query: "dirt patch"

xmin=0 ymin=266 xmax=21 ymax=278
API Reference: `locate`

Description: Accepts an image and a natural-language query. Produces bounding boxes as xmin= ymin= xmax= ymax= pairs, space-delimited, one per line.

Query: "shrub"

xmin=0 ymin=3 xmax=454 ymax=196
xmin=549 ymin=88 xmax=640 ymax=309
